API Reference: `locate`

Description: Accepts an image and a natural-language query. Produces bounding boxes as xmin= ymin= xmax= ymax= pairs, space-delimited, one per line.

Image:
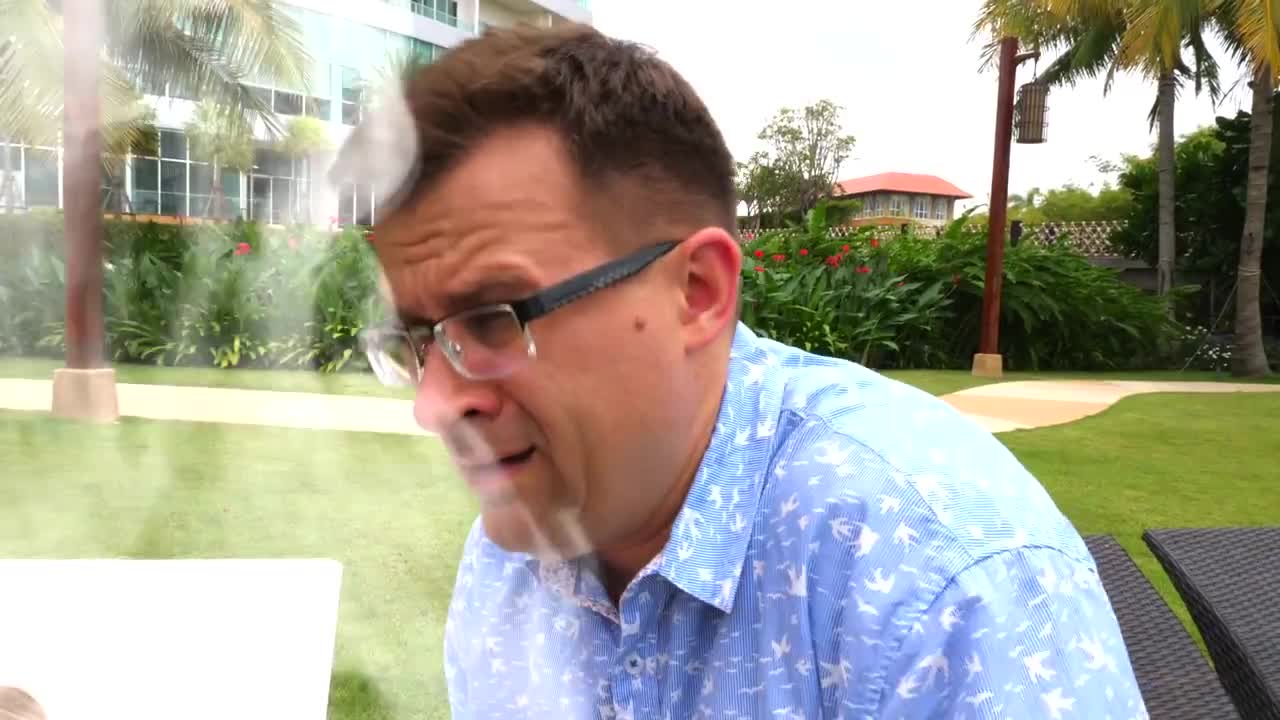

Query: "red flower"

xmin=287 ymin=237 xmax=300 ymax=251
xmin=754 ymin=265 xmax=765 ymax=272
xmin=772 ymin=254 xmax=785 ymax=263
xmin=952 ymin=274 xmax=963 ymax=285
xmin=799 ymin=248 xmax=809 ymax=256
xmin=366 ymin=231 xmax=376 ymax=243
xmin=870 ymin=239 xmax=880 ymax=249
xmin=857 ymin=265 xmax=871 ymax=274
xmin=233 ymin=242 xmax=251 ymax=256
xmin=825 ymin=255 xmax=841 ymax=268
xmin=897 ymin=281 xmax=906 ymax=287
xmin=754 ymin=249 xmax=765 ymax=258
xmin=841 ymin=244 xmax=850 ymax=252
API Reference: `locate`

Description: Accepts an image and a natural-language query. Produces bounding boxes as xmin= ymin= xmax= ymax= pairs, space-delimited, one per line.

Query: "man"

xmin=333 ymin=23 xmax=1148 ymax=720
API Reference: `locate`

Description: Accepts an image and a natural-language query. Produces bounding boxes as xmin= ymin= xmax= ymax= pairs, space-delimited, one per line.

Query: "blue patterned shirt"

xmin=443 ymin=323 xmax=1148 ymax=719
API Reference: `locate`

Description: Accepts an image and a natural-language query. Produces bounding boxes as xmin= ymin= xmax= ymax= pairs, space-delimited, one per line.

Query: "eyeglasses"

xmin=359 ymin=240 xmax=680 ymax=386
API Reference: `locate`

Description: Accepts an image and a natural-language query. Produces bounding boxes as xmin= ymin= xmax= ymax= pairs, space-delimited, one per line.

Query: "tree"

xmin=754 ymin=99 xmax=856 ymax=215
xmin=278 ymin=116 xmax=332 ymax=223
xmin=735 ymin=150 xmax=800 ymax=229
xmin=1213 ymin=0 xmax=1280 ymax=376
xmin=973 ymin=0 xmax=1223 ymax=298
xmin=186 ymin=100 xmax=254 ymax=220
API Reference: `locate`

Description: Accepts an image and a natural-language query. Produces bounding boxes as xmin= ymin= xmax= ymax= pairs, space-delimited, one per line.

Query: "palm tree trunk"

xmin=62 ymin=0 xmax=106 ymax=369
xmin=1156 ymin=72 xmax=1177 ymax=297
xmin=1232 ymin=68 xmax=1273 ymax=378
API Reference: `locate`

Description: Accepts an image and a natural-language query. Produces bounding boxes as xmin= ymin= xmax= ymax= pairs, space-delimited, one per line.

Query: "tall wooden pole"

xmin=52 ymin=0 xmax=118 ymax=421
xmin=973 ymin=37 xmax=1020 ymax=378
xmin=63 ymin=0 xmax=107 ymax=370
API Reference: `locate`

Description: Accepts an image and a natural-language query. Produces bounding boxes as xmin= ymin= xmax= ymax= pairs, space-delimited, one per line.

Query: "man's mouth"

xmin=459 ymin=446 xmax=536 ymax=495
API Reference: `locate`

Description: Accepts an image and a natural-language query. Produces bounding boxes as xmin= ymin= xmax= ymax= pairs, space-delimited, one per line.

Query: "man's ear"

xmin=675 ymin=227 xmax=742 ymax=352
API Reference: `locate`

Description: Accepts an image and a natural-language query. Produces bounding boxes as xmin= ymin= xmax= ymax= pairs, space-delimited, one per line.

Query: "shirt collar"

xmin=655 ymin=322 xmax=783 ymax=613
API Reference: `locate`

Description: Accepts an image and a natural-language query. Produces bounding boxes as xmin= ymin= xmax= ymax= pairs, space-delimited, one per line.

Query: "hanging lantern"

xmin=1015 ymin=81 xmax=1049 ymax=144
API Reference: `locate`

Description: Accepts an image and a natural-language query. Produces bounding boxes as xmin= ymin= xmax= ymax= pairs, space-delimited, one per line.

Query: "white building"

xmin=0 ymin=0 xmax=591 ymax=226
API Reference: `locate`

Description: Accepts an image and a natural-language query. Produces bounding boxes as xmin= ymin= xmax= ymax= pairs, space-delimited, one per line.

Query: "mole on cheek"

xmin=633 ymin=316 xmax=647 ymax=332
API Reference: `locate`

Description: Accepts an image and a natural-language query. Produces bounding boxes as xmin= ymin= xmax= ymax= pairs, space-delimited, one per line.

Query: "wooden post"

xmin=973 ymin=37 xmax=1020 ymax=378
xmin=52 ymin=0 xmax=118 ymax=421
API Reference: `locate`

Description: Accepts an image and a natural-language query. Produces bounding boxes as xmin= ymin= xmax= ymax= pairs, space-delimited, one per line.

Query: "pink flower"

xmin=234 ymin=242 xmax=251 ymax=256
xmin=287 ymin=237 xmax=300 ymax=251
xmin=856 ymin=265 xmax=871 ymax=274
xmin=799 ymin=249 xmax=809 ymax=256
xmin=754 ymin=265 xmax=765 ymax=272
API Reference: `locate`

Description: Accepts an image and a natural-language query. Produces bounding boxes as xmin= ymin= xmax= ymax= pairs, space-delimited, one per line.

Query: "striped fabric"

xmin=443 ymin=323 xmax=1148 ymax=719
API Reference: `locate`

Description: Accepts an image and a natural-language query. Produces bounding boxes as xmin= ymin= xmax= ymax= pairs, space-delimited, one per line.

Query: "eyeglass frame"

xmin=359 ymin=239 xmax=681 ymax=384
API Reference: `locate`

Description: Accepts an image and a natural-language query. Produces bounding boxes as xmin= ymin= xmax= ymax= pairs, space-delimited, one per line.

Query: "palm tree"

xmin=186 ymin=100 xmax=254 ymax=220
xmin=1212 ymin=0 xmax=1280 ymax=376
xmin=2 ymin=0 xmax=310 ymax=407
xmin=973 ymin=0 xmax=1223 ymax=299
xmin=278 ymin=116 xmax=332 ymax=223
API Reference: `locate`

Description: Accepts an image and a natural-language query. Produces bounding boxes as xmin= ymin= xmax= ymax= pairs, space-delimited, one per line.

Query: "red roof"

xmin=833 ymin=172 xmax=972 ymax=199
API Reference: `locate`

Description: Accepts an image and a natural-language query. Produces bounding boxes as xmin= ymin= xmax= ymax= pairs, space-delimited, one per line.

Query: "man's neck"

xmin=595 ymin=365 xmax=728 ymax=604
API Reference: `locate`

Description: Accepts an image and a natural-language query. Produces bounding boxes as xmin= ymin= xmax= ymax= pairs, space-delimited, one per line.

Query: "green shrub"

xmin=739 ymin=204 xmax=1181 ymax=371
xmin=1 ymin=214 xmax=385 ymax=372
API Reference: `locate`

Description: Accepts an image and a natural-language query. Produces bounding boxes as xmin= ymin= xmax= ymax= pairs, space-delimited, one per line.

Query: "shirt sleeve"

xmin=875 ymin=546 xmax=1150 ymax=719
xmin=442 ymin=519 xmax=484 ymax=718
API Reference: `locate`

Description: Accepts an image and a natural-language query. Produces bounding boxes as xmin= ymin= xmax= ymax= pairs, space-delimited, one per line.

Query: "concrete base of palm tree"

xmin=51 ymin=368 xmax=119 ymax=423
xmin=971 ymin=353 xmax=1005 ymax=378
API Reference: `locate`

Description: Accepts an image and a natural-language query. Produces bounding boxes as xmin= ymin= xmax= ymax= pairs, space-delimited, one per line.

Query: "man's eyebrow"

xmin=412 ymin=277 xmax=540 ymax=322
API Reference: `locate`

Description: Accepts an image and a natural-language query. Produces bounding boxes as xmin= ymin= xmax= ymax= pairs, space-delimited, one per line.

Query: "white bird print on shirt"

xmin=772 ymin=634 xmax=792 ymax=659
xmin=878 ymin=495 xmax=902 ymax=514
xmin=865 ymin=568 xmax=895 ymax=594
xmin=785 ymin=564 xmax=807 ymax=597
xmin=735 ymin=427 xmax=752 ymax=446
xmin=964 ymin=691 xmax=995 ymax=706
xmin=731 ymin=513 xmax=747 ymax=532
xmin=709 ymin=485 xmax=723 ymax=509
xmin=917 ymin=653 xmax=949 ymax=686
xmin=753 ymin=560 xmax=765 ymax=579
xmin=965 ymin=653 xmax=984 ymax=681
xmin=677 ymin=542 xmax=695 ymax=561
xmin=798 ymin=514 xmax=811 ymax=531
xmin=743 ymin=362 xmax=766 ymax=387
xmin=829 ymin=517 xmax=854 ymax=541
xmin=1025 ymin=650 xmax=1057 ymax=683
xmin=893 ymin=522 xmax=919 ymax=548
xmin=701 ymin=674 xmax=714 ymax=696
xmin=1041 ymin=687 xmax=1076 ymax=719
xmin=854 ymin=524 xmax=880 ymax=558
xmin=780 ymin=494 xmax=800 ymax=518
xmin=1077 ymin=634 xmax=1119 ymax=672
xmin=757 ymin=416 xmax=777 ymax=439
xmin=854 ymin=594 xmax=879 ymax=616
xmin=795 ymin=658 xmax=813 ymax=676
xmin=814 ymin=441 xmax=854 ymax=467
xmin=895 ymin=674 xmax=922 ymax=699
xmin=939 ymin=605 xmax=964 ymax=631
xmin=820 ymin=658 xmax=853 ymax=688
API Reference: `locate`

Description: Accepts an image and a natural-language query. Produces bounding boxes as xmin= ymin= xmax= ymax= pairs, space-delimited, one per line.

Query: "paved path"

xmin=0 ymin=378 xmax=429 ymax=436
xmin=941 ymin=380 xmax=1280 ymax=434
xmin=2 ymin=377 xmax=1277 ymax=436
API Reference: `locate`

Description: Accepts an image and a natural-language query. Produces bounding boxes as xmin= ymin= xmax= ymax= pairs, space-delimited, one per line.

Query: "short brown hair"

xmin=333 ymin=23 xmax=738 ymax=235
xmin=0 ymin=687 xmax=46 ymax=720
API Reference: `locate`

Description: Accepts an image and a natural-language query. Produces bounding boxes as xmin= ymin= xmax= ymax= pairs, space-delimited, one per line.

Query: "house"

xmin=832 ymin=172 xmax=973 ymax=228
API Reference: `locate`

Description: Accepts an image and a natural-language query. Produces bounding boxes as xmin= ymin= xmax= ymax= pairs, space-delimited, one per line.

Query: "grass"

xmin=0 ymin=411 xmax=468 ymax=720
xmin=5 ymin=356 xmax=1274 ymax=401
xmin=2 ymin=357 xmax=1276 ymax=715
xmin=998 ymin=391 xmax=1280 ymax=640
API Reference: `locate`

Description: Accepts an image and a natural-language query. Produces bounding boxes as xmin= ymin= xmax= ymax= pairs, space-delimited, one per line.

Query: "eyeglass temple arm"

xmin=511 ymin=241 xmax=679 ymax=323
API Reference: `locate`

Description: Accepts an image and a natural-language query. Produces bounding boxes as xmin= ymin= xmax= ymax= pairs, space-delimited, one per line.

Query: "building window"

xmin=914 ymin=196 xmax=930 ymax=220
xmin=250 ymin=148 xmax=304 ymax=225
xmin=889 ymin=196 xmax=904 ymax=217
xmin=934 ymin=198 xmax=947 ymax=220
xmin=341 ymin=67 xmax=363 ymax=126
xmin=23 ymin=148 xmax=58 ymax=208
xmin=862 ymin=195 xmax=878 ymax=216
xmin=410 ymin=0 xmax=459 ymax=26
xmin=337 ymin=182 xmax=376 ymax=225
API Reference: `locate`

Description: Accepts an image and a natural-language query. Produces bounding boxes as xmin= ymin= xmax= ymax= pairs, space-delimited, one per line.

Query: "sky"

xmin=590 ymin=0 xmax=1254 ymax=212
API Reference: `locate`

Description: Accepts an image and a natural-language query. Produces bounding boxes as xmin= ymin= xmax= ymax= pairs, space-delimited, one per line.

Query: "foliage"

xmin=0 ymin=214 xmax=387 ymax=372
xmin=740 ymin=204 xmax=1182 ymax=371
xmin=738 ymin=100 xmax=856 ymax=223
xmin=1110 ymin=109 xmax=1280 ymax=329
xmin=0 ymin=0 xmax=311 ymax=153
xmin=970 ymin=182 xmax=1136 ymax=226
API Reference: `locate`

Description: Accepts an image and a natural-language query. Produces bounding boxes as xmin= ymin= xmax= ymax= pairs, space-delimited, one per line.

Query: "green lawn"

xmin=2 ymin=359 xmax=1276 ymax=716
xmin=5 ymin=356 xmax=1273 ymax=400
xmin=0 ymin=411 xmax=468 ymax=720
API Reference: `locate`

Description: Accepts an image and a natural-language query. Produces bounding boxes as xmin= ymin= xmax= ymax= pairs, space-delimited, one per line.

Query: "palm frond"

xmin=1218 ymin=0 xmax=1280 ymax=82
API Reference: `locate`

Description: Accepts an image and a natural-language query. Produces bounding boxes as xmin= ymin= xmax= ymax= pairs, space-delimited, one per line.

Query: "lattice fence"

xmin=740 ymin=220 xmax=1129 ymax=259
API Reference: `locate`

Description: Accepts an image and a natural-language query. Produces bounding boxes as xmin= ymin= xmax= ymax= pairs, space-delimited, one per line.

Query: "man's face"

xmin=371 ymin=125 xmax=705 ymax=558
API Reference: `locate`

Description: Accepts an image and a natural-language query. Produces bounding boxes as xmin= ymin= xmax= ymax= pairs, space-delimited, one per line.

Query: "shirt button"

xmin=624 ymin=653 xmax=644 ymax=675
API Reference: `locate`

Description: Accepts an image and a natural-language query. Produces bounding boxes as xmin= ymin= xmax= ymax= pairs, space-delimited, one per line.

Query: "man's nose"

xmin=413 ymin=346 xmax=502 ymax=433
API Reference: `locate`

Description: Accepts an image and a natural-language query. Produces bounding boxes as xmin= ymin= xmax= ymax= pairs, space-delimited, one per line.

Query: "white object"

xmin=0 ymin=559 xmax=343 ymax=720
